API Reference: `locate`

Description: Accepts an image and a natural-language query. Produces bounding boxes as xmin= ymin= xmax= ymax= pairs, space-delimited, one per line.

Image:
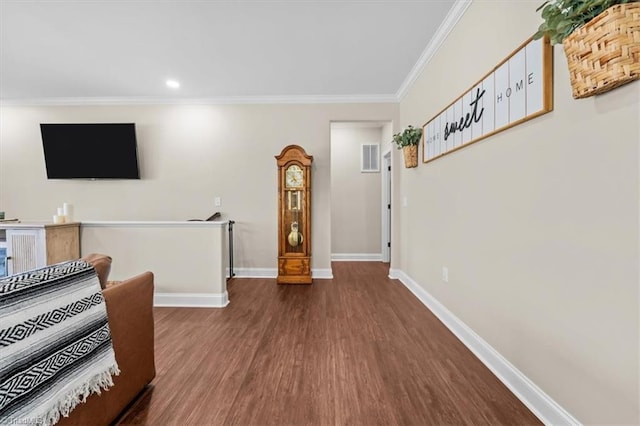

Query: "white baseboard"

xmin=388 ymin=268 xmax=401 ymax=280
xmin=331 ymin=253 xmax=382 ymax=261
xmin=230 ymin=267 xmax=333 ymax=279
xmin=232 ymin=268 xmax=277 ymax=278
xmin=312 ymin=268 xmax=333 ymax=279
xmin=154 ymin=291 xmax=229 ymax=308
xmin=393 ymin=270 xmax=580 ymax=426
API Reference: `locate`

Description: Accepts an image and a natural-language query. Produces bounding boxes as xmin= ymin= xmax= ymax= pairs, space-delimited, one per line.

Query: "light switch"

xmin=214 ymin=197 xmax=221 ymax=207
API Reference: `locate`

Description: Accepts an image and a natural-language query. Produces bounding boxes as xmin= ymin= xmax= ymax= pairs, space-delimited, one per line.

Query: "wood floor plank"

xmin=119 ymin=262 xmax=541 ymax=425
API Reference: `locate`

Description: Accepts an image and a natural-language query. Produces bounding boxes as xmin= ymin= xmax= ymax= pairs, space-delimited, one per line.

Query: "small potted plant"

xmin=393 ymin=125 xmax=422 ymax=168
xmin=533 ymin=0 xmax=640 ymax=99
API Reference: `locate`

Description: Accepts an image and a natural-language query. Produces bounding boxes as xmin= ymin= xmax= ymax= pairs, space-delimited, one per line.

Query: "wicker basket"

xmin=562 ymin=2 xmax=640 ymax=99
xmin=402 ymin=145 xmax=418 ymax=168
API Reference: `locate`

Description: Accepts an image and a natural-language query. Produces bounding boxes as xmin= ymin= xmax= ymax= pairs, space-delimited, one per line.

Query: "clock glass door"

xmin=285 ymin=189 xmax=304 ymax=254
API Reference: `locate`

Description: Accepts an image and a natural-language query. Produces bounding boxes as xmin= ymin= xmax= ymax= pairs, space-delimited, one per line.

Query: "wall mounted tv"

xmin=40 ymin=123 xmax=141 ymax=179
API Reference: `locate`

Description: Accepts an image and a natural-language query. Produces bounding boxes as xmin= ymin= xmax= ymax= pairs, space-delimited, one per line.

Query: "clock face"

xmin=285 ymin=165 xmax=304 ymax=188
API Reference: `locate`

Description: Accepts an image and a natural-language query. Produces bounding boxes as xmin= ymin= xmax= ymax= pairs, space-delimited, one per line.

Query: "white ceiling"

xmin=0 ymin=0 xmax=466 ymax=103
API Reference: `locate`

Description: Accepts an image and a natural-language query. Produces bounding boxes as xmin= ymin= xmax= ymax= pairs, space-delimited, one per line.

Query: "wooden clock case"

xmin=276 ymin=145 xmax=313 ymax=284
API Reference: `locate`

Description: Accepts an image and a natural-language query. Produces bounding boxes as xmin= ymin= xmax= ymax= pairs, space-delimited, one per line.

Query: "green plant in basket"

xmin=392 ymin=125 xmax=422 ymax=149
xmin=533 ymin=0 xmax=635 ymax=44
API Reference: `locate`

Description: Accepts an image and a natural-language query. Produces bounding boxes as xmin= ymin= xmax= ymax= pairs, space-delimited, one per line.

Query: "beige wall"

xmin=330 ymin=124 xmax=383 ymax=255
xmin=0 ymin=103 xmax=399 ymax=272
xmin=399 ymin=1 xmax=639 ymax=424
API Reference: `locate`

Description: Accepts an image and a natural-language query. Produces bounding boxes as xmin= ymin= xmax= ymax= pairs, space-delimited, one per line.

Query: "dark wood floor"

xmin=119 ymin=262 xmax=541 ymax=425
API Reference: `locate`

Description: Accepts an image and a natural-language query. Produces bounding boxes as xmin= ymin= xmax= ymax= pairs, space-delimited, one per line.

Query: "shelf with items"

xmin=0 ymin=222 xmax=80 ymax=276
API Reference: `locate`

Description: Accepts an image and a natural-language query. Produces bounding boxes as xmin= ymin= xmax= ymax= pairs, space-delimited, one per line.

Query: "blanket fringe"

xmin=43 ymin=364 xmax=120 ymax=426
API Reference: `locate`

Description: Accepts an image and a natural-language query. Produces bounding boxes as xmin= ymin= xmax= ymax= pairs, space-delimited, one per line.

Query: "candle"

xmin=63 ymin=203 xmax=74 ymax=222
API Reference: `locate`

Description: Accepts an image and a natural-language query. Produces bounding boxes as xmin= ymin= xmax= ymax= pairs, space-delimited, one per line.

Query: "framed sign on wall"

xmin=423 ymin=36 xmax=553 ymax=163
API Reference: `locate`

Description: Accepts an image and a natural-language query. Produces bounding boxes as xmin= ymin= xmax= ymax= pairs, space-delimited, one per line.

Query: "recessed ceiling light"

xmin=166 ymin=80 xmax=180 ymax=89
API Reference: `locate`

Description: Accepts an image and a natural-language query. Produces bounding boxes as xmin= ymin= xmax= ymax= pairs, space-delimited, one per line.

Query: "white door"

xmin=7 ymin=229 xmax=43 ymax=275
xmin=381 ymin=151 xmax=391 ymax=262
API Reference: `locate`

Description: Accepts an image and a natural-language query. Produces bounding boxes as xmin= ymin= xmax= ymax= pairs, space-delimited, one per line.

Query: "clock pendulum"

xmin=287 ymin=198 xmax=303 ymax=247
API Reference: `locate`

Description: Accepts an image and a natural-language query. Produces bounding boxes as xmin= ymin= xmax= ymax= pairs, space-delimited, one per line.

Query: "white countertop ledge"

xmin=81 ymin=220 xmax=229 ymax=228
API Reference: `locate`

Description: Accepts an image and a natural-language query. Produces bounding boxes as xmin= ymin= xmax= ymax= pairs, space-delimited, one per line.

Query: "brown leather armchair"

xmin=57 ymin=271 xmax=156 ymax=426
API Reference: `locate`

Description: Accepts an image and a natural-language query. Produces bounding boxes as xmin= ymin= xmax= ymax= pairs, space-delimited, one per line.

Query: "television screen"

xmin=40 ymin=123 xmax=141 ymax=179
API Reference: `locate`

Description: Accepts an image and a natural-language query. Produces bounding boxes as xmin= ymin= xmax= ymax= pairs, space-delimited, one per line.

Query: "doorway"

xmin=330 ymin=121 xmax=392 ymax=262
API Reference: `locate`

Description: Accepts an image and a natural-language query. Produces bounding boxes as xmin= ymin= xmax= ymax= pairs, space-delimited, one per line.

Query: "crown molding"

xmin=0 ymin=94 xmax=398 ymax=107
xmin=396 ymin=0 xmax=473 ymax=100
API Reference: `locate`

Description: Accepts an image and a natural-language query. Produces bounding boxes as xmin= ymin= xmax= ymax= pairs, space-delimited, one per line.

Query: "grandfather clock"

xmin=276 ymin=145 xmax=313 ymax=284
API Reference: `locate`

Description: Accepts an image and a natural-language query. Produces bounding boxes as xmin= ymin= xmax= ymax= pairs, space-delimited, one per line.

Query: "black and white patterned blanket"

xmin=0 ymin=260 xmax=119 ymax=425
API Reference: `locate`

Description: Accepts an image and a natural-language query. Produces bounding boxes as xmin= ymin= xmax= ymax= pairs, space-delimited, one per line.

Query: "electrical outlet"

xmin=214 ymin=197 xmax=221 ymax=207
xmin=442 ymin=266 xmax=449 ymax=283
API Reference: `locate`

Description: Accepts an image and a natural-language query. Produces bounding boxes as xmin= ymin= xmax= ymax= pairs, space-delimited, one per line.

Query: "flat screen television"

xmin=40 ymin=123 xmax=141 ymax=179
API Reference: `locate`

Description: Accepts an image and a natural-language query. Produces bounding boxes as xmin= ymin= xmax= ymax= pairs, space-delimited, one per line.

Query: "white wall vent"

xmin=361 ymin=144 xmax=380 ymax=173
